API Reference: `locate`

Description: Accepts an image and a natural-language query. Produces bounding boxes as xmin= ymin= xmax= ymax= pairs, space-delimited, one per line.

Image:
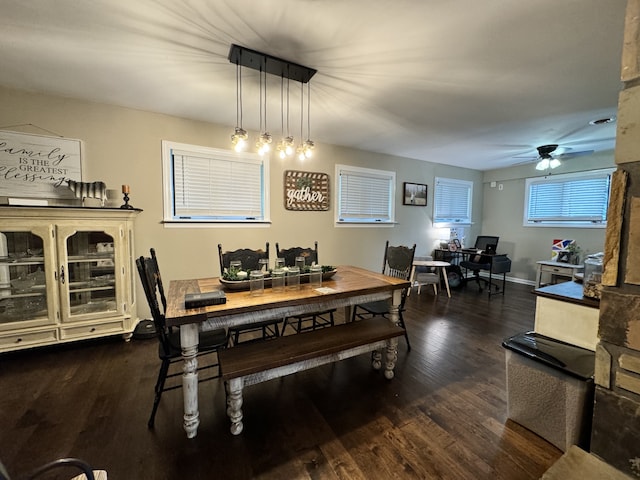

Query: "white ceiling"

xmin=0 ymin=0 xmax=627 ymax=171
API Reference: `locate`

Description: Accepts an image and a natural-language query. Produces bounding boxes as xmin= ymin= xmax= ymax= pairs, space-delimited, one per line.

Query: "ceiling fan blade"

xmin=556 ymin=150 xmax=595 ymax=159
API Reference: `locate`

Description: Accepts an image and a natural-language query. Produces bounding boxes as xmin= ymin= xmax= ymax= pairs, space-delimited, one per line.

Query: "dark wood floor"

xmin=0 ymin=281 xmax=562 ymax=480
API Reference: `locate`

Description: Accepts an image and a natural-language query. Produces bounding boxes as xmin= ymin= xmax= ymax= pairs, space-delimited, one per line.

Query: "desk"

xmin=165 ymin=265 xmax=409 ymax=438
xmin=536 ymin=261 xmax=584 ymax=288
xmin=410 ymin=260 xmax=451 ymax=297
xmin=459 ymin=249 xmax=511 ymax=298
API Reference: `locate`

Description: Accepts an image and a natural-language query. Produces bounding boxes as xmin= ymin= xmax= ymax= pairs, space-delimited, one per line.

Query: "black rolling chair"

xmin=351 ymin=241 xmax=415 ymax=350
xmin=459 ymin=235 xmax=500 ymax=292
xmin=218 ymin=242 xmax=281 ymax=345
xmin=136 ymin=248 xmax=227 ymax=428
xmin=276 ymin=241 xmax=335 ymax=335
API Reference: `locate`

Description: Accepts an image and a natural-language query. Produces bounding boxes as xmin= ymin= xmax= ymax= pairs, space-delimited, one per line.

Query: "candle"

xmin=122 ymin=184 xmax=130 ymax=194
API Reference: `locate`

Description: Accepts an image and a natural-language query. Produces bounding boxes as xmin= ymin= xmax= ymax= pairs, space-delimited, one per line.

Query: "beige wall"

xmin=2 ymin=84 xmax=614 ymax=319
xmin=482 ymin=151 xmax=615 ymax=282
xmin=0 ymin=86 xmax=483 ymax=320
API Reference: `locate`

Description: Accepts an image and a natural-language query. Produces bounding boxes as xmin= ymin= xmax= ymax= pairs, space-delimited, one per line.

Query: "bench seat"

xmin=218 ymin=317 xmax=405 ymax=434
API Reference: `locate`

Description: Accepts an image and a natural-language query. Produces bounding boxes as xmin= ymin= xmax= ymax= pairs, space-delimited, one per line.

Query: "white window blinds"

xmin=162 ymin=141 xmax=269 ymax=223
xmin=336 ymin=165 xmax=395 ymax=223
xmin=433 ymin=177 xmax=473 ymax=225
xmin=524 ymin=169 xmax=613 ymax=226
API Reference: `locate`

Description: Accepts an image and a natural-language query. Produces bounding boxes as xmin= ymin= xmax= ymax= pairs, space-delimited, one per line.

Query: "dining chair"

xmin=217 ymin=242 xmax=281 ymax=346
xmin=275 ymin=241 xmax=335 ymax=335
xmin=0 ymin=457 xmax=106 ymax=480
xmin=351 ymin=241 xmax=416 ymax=350
xmin=136 ymin=248 xmax=228 ymax=428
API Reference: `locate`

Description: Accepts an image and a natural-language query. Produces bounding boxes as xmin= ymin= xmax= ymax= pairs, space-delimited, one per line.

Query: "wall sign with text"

xmin=0 ymin=130 xmax=83 ymax=199
xmin=284 ymin=170 xmax=330 ymax=211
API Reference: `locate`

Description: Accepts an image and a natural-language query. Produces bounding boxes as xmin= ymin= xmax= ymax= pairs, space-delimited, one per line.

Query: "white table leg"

xmin=384 ymin=337 xmax=399 ymax=379
xmin=180 ymin=323 xmax=200 ymax=439
xmin=226 ymin=377 xmax=244 ymax=435
xmin=441 ymin=267 xmax=451 ymax=297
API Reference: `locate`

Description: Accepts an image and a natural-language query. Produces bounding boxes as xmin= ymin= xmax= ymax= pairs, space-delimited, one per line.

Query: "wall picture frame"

xmin=403 ymin=182 xmax=427 ymax=206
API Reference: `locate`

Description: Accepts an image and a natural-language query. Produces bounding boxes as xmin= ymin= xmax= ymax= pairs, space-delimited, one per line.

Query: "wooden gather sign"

xmin=284 ymin=170 xmax=330 ymax=211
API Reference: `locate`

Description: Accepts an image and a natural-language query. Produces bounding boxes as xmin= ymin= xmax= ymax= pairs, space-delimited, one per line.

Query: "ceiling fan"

xmin=514 ymin=144 xmax=595 ymax=170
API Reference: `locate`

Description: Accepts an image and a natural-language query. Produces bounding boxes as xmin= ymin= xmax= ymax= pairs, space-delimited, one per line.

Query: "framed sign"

xmin=0 ymin=130 xmax=83 ymax=199
xmin=403 ymin=182 xmax=427 ymax=206
xmin=284 ymin=170 xmax=330 ymax=211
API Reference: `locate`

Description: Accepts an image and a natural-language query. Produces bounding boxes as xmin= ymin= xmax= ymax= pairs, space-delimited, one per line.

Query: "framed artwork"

xmin=283 ymin=170 xmax=330 ymax=211
xmin=0 ymin=130 xmax=83 ymax=199
xmin=403 ymin=182 xmax=427 ymax=206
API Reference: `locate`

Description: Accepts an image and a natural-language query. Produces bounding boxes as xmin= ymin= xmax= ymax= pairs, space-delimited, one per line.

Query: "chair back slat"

xmin=275 ymin=241 xmax=318 ymax=267
xmin=218 ymin=243 xmax=270 ymax=274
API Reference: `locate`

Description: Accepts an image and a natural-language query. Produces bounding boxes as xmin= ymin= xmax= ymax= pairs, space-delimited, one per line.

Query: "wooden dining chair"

xmin=217 ymin=242 xmax=281 ymax=346
xmin=351 ymin=241 xmax=415 ymax=350
xmin=275 ymin=242 xmax=335 ymax=335
xmin=0 ymin=457 xmax=106 ymax=480
xmin=136 ymin=248 xmax=228 ymax=428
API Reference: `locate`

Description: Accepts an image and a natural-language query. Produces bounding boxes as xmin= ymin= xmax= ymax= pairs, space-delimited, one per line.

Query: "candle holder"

xmin=120 ymin=192 xmax=134 ymax=209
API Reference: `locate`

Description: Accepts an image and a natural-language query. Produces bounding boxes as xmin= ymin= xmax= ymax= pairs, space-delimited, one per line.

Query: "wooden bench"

xmin=218 ymin=317 xmax=405 ymax=434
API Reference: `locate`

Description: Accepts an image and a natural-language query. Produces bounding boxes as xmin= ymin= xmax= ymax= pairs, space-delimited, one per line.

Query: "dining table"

xmin=164 ymin=264 xmax=410 ymax=438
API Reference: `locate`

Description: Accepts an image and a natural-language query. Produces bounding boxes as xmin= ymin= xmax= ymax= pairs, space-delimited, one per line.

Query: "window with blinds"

xmin=433 ymin=177 xmax=473 ymax=225
xmin=335 ymin=164 xmax=395 ymax=224
xmin=524 ymin=169 xmax=614 ymax=227
xmin=161 ymin=141 xmax=270 ymax=223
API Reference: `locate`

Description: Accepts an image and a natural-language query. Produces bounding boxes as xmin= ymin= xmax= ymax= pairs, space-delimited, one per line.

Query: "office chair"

xmin=276 ymin=241 xmax=335 ymax=335
xmin=460 ymin=236 xmax=500 ymax=293
xmin=352 ymin=241 xmax=415 ymax=350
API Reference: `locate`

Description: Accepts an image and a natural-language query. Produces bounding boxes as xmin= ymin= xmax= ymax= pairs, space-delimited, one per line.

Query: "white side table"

xmin=536 ymin=261 xmax=584 ymax=288
xmin=411 ymin=260 xmax=451 ymax=297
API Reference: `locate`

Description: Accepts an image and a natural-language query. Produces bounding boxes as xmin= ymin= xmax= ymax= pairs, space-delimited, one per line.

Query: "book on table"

xmin=184 ymin=290 xmax=226 ymax=308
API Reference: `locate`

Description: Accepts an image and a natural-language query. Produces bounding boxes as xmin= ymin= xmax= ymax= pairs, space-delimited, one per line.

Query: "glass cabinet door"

xmin=57 ymin=225 xmax=124 ymax=322
xmin=0 ymin=227 xmax=51 ymax=328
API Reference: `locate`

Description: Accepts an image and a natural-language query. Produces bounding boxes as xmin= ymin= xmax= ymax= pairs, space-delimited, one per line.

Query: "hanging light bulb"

xmin=302 ymin=82 xmax=315 ymax=158
xmin=296 ymin=81 xmax=306 ymax=161
xmin=231 ymin=62 xmax=248 ymax=152
xmin=256 ymin=64 xmax=272 ymax=156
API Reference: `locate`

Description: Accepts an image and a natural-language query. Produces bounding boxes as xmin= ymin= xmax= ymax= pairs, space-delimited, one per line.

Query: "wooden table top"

xmin=165 ymin=265 xmax=410 ymax=327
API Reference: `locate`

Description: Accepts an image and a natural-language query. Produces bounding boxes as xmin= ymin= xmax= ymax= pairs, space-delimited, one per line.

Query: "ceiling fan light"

xmin=549 ymin=158 xmax=561 ymax=169
xmin=536 ymin=158 xmax=550 ymax=171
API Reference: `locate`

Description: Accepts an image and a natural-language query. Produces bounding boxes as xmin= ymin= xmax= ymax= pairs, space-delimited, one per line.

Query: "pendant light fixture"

xmin=230 ymin=62 xmax=248 ymax=152
xmin=228 ymin=44 xmax=317 ymax=158
xmin=296 ymin=81 xmax=306 ymax=161
xmin=302 ymin=81 xmax=314 ymax=158
xmin=276 ymin=74 xmax=295 ymax=159
xmin=256 ymin=63 xmax=272 ymax=156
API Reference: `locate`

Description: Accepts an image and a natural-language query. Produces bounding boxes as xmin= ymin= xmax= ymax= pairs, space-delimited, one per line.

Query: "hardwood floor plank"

xmin=0 ymin=282 xmax=563 ymax=479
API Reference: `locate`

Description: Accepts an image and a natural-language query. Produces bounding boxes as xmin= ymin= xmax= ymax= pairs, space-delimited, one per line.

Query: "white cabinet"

xmin=0 ymin=206 xmax=141 ymax=352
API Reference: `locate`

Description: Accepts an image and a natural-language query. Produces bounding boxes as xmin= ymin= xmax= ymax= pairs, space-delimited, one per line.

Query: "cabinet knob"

xmin=15 ymin=338 xmax=22 ymax=343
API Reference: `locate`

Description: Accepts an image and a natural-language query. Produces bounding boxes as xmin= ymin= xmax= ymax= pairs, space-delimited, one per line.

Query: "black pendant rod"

xmin=228 ymin=44 xmax=317 ymax=84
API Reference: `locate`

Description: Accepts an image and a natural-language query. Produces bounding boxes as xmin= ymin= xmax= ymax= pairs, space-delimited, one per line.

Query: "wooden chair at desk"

xmin=276 ymin=241 xmax=335 ymax=335
xmin=351 ymin=241 xmax=415 ymax=350
xmin=136 ymin=248 xmax=227 ymax=428
xmin=218 ymin=242 xmax=281 ymax=346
